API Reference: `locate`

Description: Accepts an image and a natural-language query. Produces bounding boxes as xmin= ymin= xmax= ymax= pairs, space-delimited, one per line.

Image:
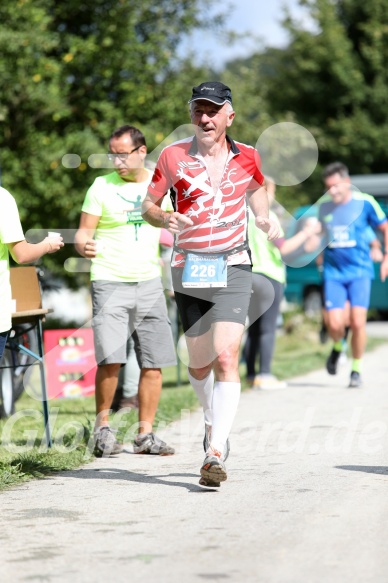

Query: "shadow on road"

xmin=57 ymin=467 xmax=221 ymax=493
xmin=336 ymin=465 xmax=388 ymax=475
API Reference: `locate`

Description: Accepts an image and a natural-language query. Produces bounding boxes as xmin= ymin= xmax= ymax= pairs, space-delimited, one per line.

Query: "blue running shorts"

xmin=324 ymin=278 xmax=371 ymax=310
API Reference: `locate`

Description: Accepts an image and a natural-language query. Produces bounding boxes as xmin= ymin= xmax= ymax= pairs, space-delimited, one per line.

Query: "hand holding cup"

xmin=46 ymin=232 xmax=64 ymax=253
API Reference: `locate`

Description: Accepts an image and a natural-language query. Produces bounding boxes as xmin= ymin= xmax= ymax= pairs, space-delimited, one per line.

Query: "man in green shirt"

xmin=75 ymin=125 xmax=176 ymax=457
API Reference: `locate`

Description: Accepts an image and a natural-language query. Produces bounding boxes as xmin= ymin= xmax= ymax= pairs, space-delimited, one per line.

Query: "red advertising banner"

xmin=44 ymin=329 xmax=96 ymax=399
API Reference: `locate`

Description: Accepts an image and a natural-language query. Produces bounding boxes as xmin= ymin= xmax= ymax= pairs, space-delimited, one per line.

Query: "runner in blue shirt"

xmin=318 ymin=162 xmax=388 ymax=387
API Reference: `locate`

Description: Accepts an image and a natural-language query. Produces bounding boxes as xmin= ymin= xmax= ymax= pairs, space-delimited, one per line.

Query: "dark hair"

xmin=109 ymin=125 xmax=146 ymax=148
xmin=322 ymin=162 xmax=349 ymax=180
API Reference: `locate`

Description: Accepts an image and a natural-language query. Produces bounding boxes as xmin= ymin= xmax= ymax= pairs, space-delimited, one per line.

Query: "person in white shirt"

xmin=0 ymin=186 xmax=63 ymax=363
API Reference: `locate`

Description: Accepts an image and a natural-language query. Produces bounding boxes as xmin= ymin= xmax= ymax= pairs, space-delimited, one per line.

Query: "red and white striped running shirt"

xmin=148 ymin=135 xmax=264 ymax=267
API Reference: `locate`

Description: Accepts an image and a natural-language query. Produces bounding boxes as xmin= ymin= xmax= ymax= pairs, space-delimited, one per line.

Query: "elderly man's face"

xmin=190 ymin=100 xmax=235 ymax=146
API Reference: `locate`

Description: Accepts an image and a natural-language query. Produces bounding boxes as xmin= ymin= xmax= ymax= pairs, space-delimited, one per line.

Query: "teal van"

xmin=284 ymin=174 xmax=388 ymax=315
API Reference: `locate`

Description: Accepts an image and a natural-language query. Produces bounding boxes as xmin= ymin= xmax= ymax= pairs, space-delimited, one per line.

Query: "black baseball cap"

xmin=188 ymin=81 xmax=233 ymax=106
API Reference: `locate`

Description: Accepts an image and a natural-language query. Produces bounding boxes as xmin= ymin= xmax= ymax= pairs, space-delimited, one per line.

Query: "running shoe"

xmin=203 ymin=425 xmax=230 ymax=461
xmin=348 ymin=371 xmax=362 ymax=388
xmin=93 ymin=426 xmax=123 ymax=457
xmin=326 ymin=348 xmax=341 ymax=375
xmin=133 ymin=432 xmax=175 ymax=455
xmin=199 ymin=476 xmax=221 ymax=488
xmin=200 ymin=450 xmax=227 ymax=485
xmin=253 ymin=374 xmax=287 ymax=390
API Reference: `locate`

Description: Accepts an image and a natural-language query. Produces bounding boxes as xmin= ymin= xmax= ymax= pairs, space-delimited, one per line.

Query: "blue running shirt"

xmin=318 ymin=191 xmax=387 ymax=281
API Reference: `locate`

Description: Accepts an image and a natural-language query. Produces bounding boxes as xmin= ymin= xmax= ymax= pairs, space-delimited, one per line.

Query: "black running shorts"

xmin=172 ymin=265 xmax=252 ymax=337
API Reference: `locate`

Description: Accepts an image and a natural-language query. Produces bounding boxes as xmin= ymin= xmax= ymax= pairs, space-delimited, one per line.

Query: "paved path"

xmin=1 ymin=323 xmax=388 ymax=583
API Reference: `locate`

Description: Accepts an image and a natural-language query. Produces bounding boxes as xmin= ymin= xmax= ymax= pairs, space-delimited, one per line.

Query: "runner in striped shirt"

xmin=142 ymin=81 xmax=280 ymax=487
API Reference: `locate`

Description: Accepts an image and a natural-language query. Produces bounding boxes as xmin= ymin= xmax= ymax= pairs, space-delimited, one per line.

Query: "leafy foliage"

xmin=0 ymin=0 xmax=219 ymax=278
xmin=259 ymin=0 xmax=388 ymax=174
xmin=218 ymin=0 xmax=388 ymax=209
xmin=2 ymin=0 xmax=388 ymax=262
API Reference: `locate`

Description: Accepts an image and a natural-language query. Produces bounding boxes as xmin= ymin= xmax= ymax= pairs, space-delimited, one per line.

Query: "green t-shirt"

xmin=248 ymin=209 xmax=286 ymax=284
xmin=0 ymin=187 xmax=24 ymax=332
xmin=82 ymin=169 xmax=172 ymax=282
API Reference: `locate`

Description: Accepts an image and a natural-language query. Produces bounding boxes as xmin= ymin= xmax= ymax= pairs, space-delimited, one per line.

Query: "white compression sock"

xmin=187 ymin=369 xmax=214 ymax=425
xmin=210 ymin=381 xmax=241 ymax=454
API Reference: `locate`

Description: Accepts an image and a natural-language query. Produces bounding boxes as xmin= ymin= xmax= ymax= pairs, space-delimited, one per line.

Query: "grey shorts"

xmin=91 ymin=278 xmax=177 ymax=368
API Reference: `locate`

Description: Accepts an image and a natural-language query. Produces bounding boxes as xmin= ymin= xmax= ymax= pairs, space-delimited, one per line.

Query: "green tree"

xmin=221 ymin=51 xmax=309 ymax=212
xmin=0 ymin=0 xmax=221 ymax=277
xmin=224 ymin=0 xmax=388 ymax=210
xmin=263 ymin=0 xmax=388 ymax=173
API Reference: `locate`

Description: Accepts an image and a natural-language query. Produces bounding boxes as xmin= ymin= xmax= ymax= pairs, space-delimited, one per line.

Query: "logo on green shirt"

xmin=116 ymin=192 xmax=146 ymax=239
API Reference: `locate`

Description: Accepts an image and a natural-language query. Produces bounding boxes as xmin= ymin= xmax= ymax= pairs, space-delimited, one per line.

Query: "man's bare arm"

xmin=378 ymin=221 xmax=388 ymax=281
xmin=8 ymin=236 xmax=64 ymax=263
xmin=74 ymin=212 xmax=100 ymax=258
xmin=141 ymin=193 xmax=170 ymax=228
xmin=247 ymin=186 xmax=280 ymax=241
xmin=142 ymin=192 xmax=193 ymax=234
xmin=247 ymin=185 xmax=269 ymax=219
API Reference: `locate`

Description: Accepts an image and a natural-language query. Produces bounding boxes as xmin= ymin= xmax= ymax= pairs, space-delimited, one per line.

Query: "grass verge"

xmin=0 ymin=313 xmax=386 ymax=491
